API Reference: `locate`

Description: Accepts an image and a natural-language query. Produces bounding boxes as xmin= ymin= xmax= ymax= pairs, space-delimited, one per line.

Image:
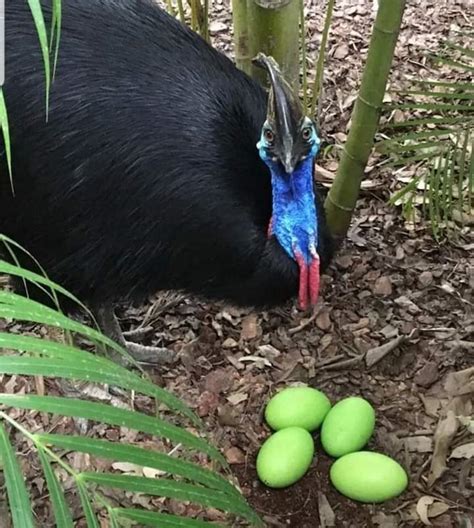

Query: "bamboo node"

xmin=374 ymin=25 xmax=399 ymax=36
xmin=357 ymin=95 xmax=380 ymax=111
xmin=342 ymin=147 xmax=366 ymax=166
xmin=326 ymin=192 xmax=354 ymax=212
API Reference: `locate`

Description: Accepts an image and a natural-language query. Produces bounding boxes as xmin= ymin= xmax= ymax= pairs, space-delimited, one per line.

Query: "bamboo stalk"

xmin=232 ymin=0 xmax=252 ymax=75
xmin=324 ymin=0 xmax=406 ymax=240
xmin=299 ymin=0 xmax=307 ymax=110
xmin=246 ymin=0 xmax=300 ymax=89
xmin=310 ymin=0 xmax=334 ymax=118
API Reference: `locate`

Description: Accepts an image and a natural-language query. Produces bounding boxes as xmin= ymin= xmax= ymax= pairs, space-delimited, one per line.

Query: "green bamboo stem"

xmin=324 ymin=0 xmax=406 ymax=240
xmin=232 ymin=0 xmax=252 ymax=75
xmin=310 ymin=0 xmax=334 ymax=118
xmin=299 ymin=0 xmax=307 ymax=110
xmin=247 ymin=0 xmax=300 ymax=89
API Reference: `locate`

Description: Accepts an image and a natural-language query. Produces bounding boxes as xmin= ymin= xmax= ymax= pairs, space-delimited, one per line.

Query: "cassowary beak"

xmin=252 ymin=53 xmax=305 ymax=174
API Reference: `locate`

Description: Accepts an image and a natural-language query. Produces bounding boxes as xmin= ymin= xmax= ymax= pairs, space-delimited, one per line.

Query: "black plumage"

xmin=0 ymin=0 xmax=334 ymax=360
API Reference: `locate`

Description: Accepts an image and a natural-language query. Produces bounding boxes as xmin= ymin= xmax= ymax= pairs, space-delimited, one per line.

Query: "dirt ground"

xmin=1 ymin=0 xmax=473 ymax=527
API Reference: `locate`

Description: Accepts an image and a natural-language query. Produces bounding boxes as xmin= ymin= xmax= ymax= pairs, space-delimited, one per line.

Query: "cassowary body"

xmin=0 ymin=0 xmax=333 ymax=362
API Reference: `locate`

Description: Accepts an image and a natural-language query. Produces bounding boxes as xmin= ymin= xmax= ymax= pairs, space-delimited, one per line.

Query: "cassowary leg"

xmin=92 ymin=303 xmax=175 ymax=366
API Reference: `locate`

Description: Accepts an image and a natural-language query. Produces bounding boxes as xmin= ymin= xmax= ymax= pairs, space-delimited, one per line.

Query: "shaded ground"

xmin=1 ymin=0 xmax=473 ymax=527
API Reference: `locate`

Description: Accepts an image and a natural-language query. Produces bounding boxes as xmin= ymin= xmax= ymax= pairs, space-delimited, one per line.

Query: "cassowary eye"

xmin=264 ymin=129 xmax=274 ymax=144
xmin=302 ymin=127 xmax=312 ymax=141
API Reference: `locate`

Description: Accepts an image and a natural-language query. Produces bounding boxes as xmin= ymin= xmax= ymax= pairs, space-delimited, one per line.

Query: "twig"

xmin=321 ymin=354 xmax=365 ymax=371
xmin=288 ymin=305 xmax=322 ymax=334
xmin=365 ymin=331 xmax=414 ymax=368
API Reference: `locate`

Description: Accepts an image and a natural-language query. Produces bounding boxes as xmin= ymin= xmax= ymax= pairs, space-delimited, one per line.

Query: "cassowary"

xmin=0 ymin=0 xmax=334 ymax=363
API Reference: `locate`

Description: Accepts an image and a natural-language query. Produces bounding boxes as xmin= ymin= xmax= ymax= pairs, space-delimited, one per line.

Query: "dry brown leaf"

xmin=416 ymin=496 xmax=449 ymax=525
xmin=240 ymin=314 xmax=259 ymax=340
xmin=318 ymin=492 xmax=335 ymax=527
xmin=226 ymin=392 xmax=248 ymax=405
xmin=372 ymin=512 xmax=398 ymax=528
xmin=225 ymin=446 xmax=245 ymax=464
xmin=428 ymin=410 xmax=459 ymax=487
xmin=373 ymin=276 xmax=393 ymax=296
xmin=416 ymin=496 xmax=435 ymax=526
xmin=111 ymin=462 xmax=142 ymax=475
xmin=403 ymin=435 xmax=433 ymax=453
xmin=445 ymin=367 xmax=474 ymax=397
xmin=449 ymin=442 xmax=474 ymax=460
xmin=316 ymin=309 xmax=332 ymax=331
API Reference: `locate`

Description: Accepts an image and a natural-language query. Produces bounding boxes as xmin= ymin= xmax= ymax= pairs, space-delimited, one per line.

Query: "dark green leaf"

xmin=0 ymin=423 xmax=35 ymax=528
xmin=37 ymin=448 xmax=74 ymax=528
xmin=0 ymin=338 xmax=201 ymax=426
xmin=114 ymin=508 xmax=227 ymax=527
xmin=0 ymin=394 xmax=225 ymax=466
xmin=26 ymin=0 xmax=51 ymax=115
xmin=81 ymin=472 xmax=258 ymax=524
xmin=37 ymin=434 xmax=242 ymax=501
xmin=0 ymin=90 xmax=13 ymax=192
xmin=77 ymin=479 xmax=100 ymax=528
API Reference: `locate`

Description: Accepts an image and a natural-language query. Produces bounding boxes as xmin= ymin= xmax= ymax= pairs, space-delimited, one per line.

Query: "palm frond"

xmin=378 ymin=35 xmax=473 ymax=239
xmin=0 ymin=259 xmax=261 ymax=527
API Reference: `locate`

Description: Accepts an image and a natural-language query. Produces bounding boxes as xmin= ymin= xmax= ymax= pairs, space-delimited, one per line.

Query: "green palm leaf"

xmin=37 ymin=448 xmax=74 ymax=528
xmin=0 ymin=423 xmax=35 ymax=528
xmin=379 ymin=36 xmax=473 ymax=238
xmin=114 ymin=508 xmax=227 ymax=527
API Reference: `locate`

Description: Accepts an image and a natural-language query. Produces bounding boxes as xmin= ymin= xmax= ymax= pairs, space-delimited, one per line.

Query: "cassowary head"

xmin=253 ymin=53 xmax=322 ymax=311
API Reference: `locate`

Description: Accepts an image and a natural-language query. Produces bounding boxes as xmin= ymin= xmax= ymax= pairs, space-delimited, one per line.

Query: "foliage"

xmin=378 ymin=35 xmax=473 ymax=239
xmin=0 ymin=1 xmax=260 ymax=526
xmin=0 ymin=243 xmax=261 ymax=527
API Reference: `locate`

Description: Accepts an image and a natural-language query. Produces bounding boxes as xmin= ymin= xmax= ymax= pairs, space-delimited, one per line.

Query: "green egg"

xmin=265 ymin=386 xmax=331 ymax=432
xmin=321 ymin=396 xmax=375 ymax=457
xmin=330 ymin=451 xmax=408 ymax=503
xmin=256 ymin=427 xmax=314 ymax=488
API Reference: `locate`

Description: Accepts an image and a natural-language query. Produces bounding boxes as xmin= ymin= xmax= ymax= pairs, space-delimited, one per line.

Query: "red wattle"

xmin=294 ymin=251 xmax=309 ymax=311
xmin=309 ymin=255 xmax=320 ymax=306
xmin=294 ymin=249 xmax=321 ymax=311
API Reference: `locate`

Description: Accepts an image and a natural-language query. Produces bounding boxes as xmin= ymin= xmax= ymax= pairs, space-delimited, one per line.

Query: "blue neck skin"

xmin=266 ymin=155 xmax=318 ymax=264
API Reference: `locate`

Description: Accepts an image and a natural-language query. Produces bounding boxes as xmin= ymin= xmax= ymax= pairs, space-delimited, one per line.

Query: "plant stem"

xmin=324 ymin=0 xmax=406 ymax=240
xmin=310 ymin=0 xmax=334 ymax=118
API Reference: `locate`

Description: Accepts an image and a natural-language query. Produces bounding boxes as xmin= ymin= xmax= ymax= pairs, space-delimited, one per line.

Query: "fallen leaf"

xmin=227 ymin=392 xmax=248 ymax=405
xmin=257 ymin=344 xmax=281 ymax=360
xmin=428 ymin=410 xmax=459 ymax=487
xmin=225 ymin=446 xmax=245 ymax=464
xmin=373 ymin=276 xmax=393 ymax=296
xmin=333 ymin=43 xmax=349 ymax=59
xmin=240 ymin=314 xmax=259 ymax=340
xmin=209 ymin=21 xmax=226 ymax=33
xmin=316 ymin=309 xmax=332 ymax=331
xmin=239 ymin=355 xmax=272 ymax=367
xmin=372 ymin=512 xmax=398 ymax=527
xmin=416 ymin=496 xmax=435 ymax=526
xmin=414 ymin=362 xmax=439 ymax=388
xmin=444 ymin=367 xmax=474 ymax=397
xmin=112 ymin=462 xmax=142 ymax=475
xmin=143 ymin=466 xmax=166 ymax=478
xmin=418 ymin=271 xmax=434 ymax=288
xmin=318 ymin=492 xmax=335 ymax=527
xmin=403 ymin=435 xmax=433 ymax=453
xmin=204 ymin=369 xmax=232 ymax=394
xmin=449 ymin=442 xmax=474 ymax=460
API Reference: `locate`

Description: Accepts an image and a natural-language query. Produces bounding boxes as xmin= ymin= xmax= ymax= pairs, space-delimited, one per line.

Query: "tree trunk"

xmin=324 ymin=0 xmax=406 ymax=240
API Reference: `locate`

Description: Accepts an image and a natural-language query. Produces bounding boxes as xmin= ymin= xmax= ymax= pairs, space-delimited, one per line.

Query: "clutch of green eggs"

xmin=256 ymin=386 xmax=408 ymax=503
